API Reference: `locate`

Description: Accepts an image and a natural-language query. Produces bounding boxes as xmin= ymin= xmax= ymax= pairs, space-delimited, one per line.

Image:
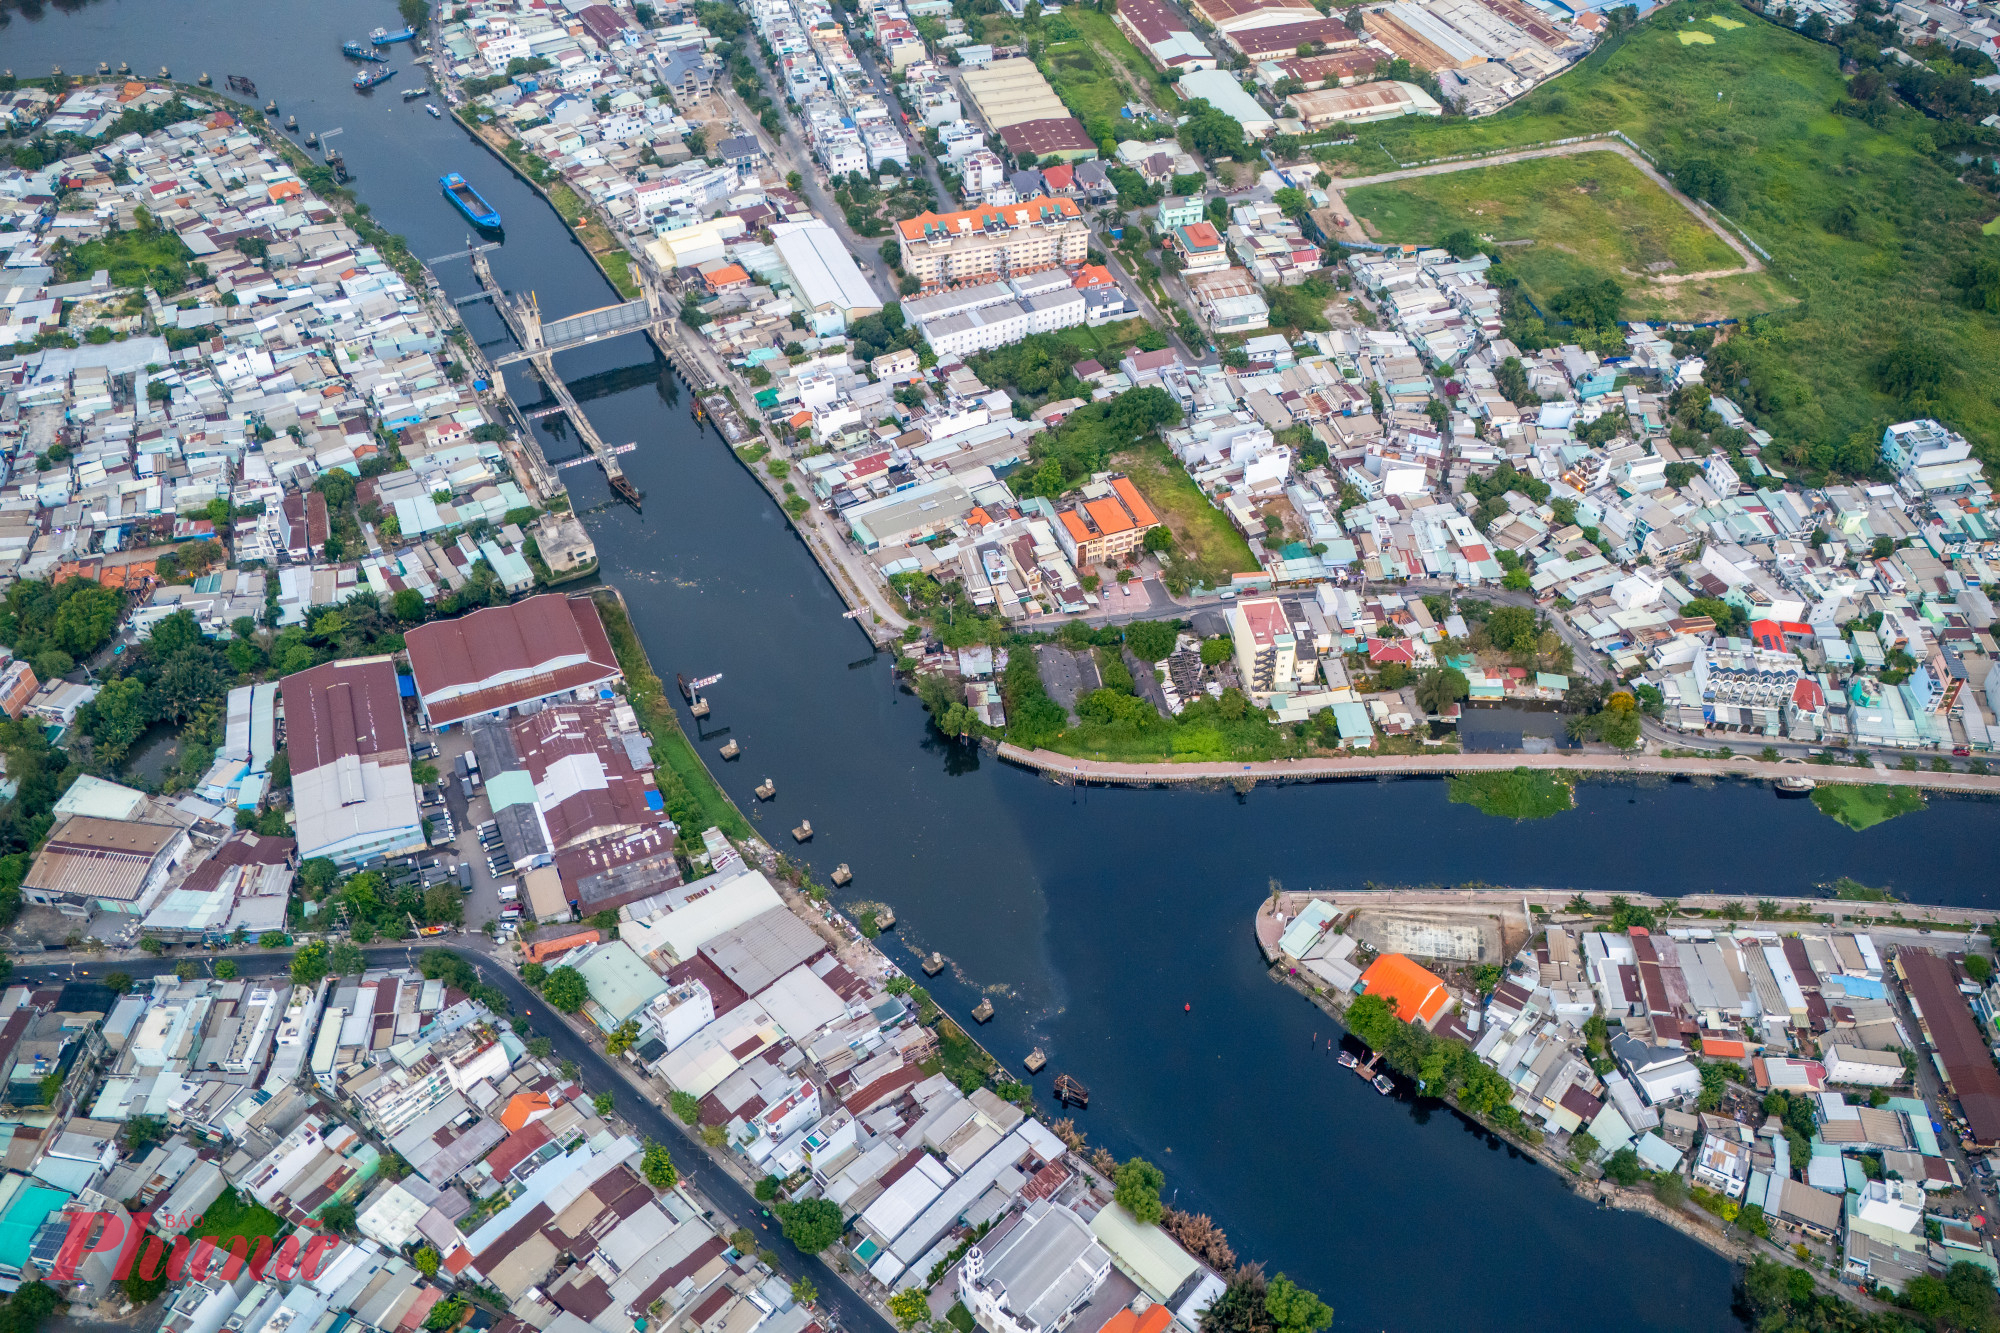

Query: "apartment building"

xmin=1052 ymin=477 xmax=1161 ymax=568
xmin=896 ymin=197 xmax=1090 ymax=286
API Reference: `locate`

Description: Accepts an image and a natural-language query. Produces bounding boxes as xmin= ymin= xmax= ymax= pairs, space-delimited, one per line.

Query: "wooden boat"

xmin=1052 ymin=1075 xmax=1089 ymax=1108
xmin=1774 ymin=775 xmax=1816 ymax=797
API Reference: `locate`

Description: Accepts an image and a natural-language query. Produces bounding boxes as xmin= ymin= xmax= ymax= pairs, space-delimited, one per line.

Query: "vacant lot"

xmin=1320 ymin=1 xmax=2000 ymax=468
xmin=1116 ymin=441 xmax=1258 ymax=593
xmin=1347 ymin=153 xmax=1739 ymax=297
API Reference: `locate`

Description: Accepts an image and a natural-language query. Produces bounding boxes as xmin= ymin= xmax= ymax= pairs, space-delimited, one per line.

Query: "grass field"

xmin=1054 ymin=316 xmax=1150 ymax=361
xmin=190 ymin=1188 xmax=282 ymax=1243
xmin=1115 ymin=441 xmax=1258 ymax=591
xmin=1321 ymin=0 xmax=2000 ymax=466
xmin=1346 ymin=153 xmax=1741 ymax=304
xmin=1810 ymin=783 xmax=1926 ymax=831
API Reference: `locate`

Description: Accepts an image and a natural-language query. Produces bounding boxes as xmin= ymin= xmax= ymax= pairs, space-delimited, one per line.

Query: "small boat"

xmin=1337 ymin=1050 xmax=1359 ymax=1068
xmin=370 ymin=25 xmax=418 ymax=43
xmin=830 ymin=863 xmax=852 ymax=886
xmin=353 ymin=66 xmax=395 ymax=90
xmin=1775 ymin=775 xmax=1816 ymax=797
xmin=792 ymin=820 xmax=813 ymax=843
xmin=1053 ymin=1074 xmax=1090 ymax=1108
xmin=426 ymin=103 xmax=443 ymax=118
xmin=971 ymin=998 xmax=994 ymax=1024
xmin=343 ymin=41 xmax=389 ymax=61
xmin=440 ymin=172 xmax=502 ymax=229
xmin=1024 ymin=1049 xmax=1047 ymax=1074
xmin=1372 ymin=1073 xmax=1394 ymax=1095
xmin=921 ymin=952 xmax=945 ymax=976
xmin=718 ymin=739 xmax=740 ymax=760
xmin=402 ymin=85 xmax=428 ymax=100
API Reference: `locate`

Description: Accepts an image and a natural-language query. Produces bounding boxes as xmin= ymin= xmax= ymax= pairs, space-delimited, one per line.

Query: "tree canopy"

xmin=1113 ymin=1157 xmax=1165 ymax=1223
xmin=776 ymin=1196 xmax=844 ymax=1253
xmin=542 ymin=966 xmax=589 ymax=1013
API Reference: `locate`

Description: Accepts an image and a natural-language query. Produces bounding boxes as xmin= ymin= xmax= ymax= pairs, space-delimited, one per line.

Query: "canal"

xmin=13 ymin=5 xmax=2000 ymax=1326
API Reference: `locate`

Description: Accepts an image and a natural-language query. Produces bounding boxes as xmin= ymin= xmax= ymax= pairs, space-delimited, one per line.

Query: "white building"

xmin=961 ymin=1201 xmax=1112 ymax=1333
xmin=1882 ymin=418 xmax=1983 ymax=494
xmin=771 ymin=221 xmax=888 ymax=335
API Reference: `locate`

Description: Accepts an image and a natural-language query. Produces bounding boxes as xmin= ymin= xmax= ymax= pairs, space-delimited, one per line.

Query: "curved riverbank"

xmin=997 ymin=742 xmax=2000 ymax=794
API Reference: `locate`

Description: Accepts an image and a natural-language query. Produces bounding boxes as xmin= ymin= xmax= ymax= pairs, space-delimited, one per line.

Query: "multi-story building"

xmin=1882 ymin=418 xmax=1982 ymax=494
xmin=1053 ymin=477 xmax=1161 ymax=569
xmin=1230 ymin=595 xmax=1298 ymax=701
xmin=896 ymin=197 xmax=1090 ymax=287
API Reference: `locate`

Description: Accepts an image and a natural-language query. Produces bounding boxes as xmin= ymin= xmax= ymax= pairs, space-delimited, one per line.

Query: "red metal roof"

xmin=405 ymin=594 xmax=620 ymax=727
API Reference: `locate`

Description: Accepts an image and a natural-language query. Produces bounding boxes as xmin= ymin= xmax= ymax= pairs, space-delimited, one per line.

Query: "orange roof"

xmin=1100 ymin=1308 xmax=1174 ymax=1333
xmin=524 ymin=929 xmax=600 ymax=964
xmin=1074 ymin=264 xmax=1115 ymax=289
xmin=896 ymin=194 xmax=1083 ymax=242
xmin=1083 ymin=496 xmax=1136 ymax=537
xmin=120 ymin=82 xmax=146 ymax=101
xmin=442 ymin=1246 xmax=474 ymax=1275
xmin=967 ymin=506 xmax=993 ymax=528
xmin=268 ymin=181 xmax=304 ymax=201
xmin=499 ymin=1092 xmax=552 ymax=1132
xmin=1703 ymin=1038 xmax=1749 ymax=1059
xmin=1058 ymin=510 xmax=1093 ymax=545
xmin=788 ymin=410 xmax=813 ymax=428
xmin=1358 ymin=953 xmax=1450 ymax=1027
xmin=1110 ymin=477 xmax=1158 ymax=527
xmin=707 ymin=263 xmax=750 ymax=288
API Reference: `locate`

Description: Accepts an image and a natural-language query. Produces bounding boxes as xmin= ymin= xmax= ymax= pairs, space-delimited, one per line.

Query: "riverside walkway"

xmin=996 ymin=744 xmax=2000 ymax=794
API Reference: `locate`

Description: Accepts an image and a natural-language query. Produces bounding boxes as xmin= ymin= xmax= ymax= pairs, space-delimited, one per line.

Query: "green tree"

xmin=775 ymin=1197 xmax=844 ymax=1253
xmin=1113 ymin=1157 xmax=1165 ymax=1223
xmin=594 ymin=1091 xmax=615 ymax=1116
xmin=1414 ymin=667 xmax=1469 ymax=714
xmin=174 ymin=961 xmax=197 ymax=981
xmin=392 ymin=588 xmax=427 ymax=622
xmin=300 ymin=858 xmax=339 ymax=891
xmin=291 ymin=940 xmax=330 ymax=986
xmin=214 ymin=960 xmax=238 ymax=980
xmin=888 ymin=1290 xmax=929 ymax=1331
xmin=606 ymin=1018 xmax=640 ymax=1055
xmin=520 ymin=962 xmax=548 ymax=988
xmin=791 ymin=1277 xmax=819 ymax=1307
xmin=756 ymin=1175 xmax=782 ymax=1201
xmin=52 ymin=585 xmax=121 ymax=656
xmin=329 ymin=941 xmax=366 ymax=976
xmin=543 ymin=965 xmax=589 ymax=1012
xmin=671 ymin=1090 xmax=703 ymax=1125
xmin=1124 ymin=620 xmax=1179 ymax=663
xmin=1263 ymin=1276 xmax=1332 ymax=1333
xmin=414 ymin=1246 xmax=440 ymax=1277
xmin=641 ymin=1140 xmax=680 ymax=1190
xmin=1483 ymin=604 xmax=1536 ymax=650
xmin=1601 ymin=1148 xmax=1644 ymax=1186
xmin=320 ymin=1200 xmax=359 ymax=1235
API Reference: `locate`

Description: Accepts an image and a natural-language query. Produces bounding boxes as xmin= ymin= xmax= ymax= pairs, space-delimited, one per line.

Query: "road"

xmin=22 ymin=950 xmax=895 ymax=1333
xmin=1325 ymin=139 xmax=1762 ymax=281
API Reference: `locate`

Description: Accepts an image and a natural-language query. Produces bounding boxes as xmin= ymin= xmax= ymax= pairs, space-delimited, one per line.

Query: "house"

xmin=1159 ymin=196 xmax=1205 ymax=229
xmin=1167 ymin=221 xmax=1230 ymax=274
xmin=960 ymin=1201 xmax=1112 ymax=1333
xmin=1356 ymin=953 xmax=1451 ymax=1027
xmin=278 ymin=491 xmax=330 ymax=562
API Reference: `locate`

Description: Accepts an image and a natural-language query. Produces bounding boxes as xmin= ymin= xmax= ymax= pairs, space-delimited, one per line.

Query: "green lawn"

xmin=1322 ymin=1 xmax=2000 ymax=468
xmin=189 ymin=1187 xmax=282 ymax=1243
xmin=1053 ymin=317 xmax=1150 ymax=361
xmin=58 ymin=227 xmax=196 ymax=296
xmin=1447 ymin=770 xmax=1576 ymax=819
xmin=1346 ymin=153 xmax=1742 ymax=304
xmin=1810 ymin=783 xmax=1926 ymax=831
xmin=1051 ymin=7 xmax=1177 ymax=105
xmin=1115 ymin=440 xmax=1258 ymax=590
xmin=1043 ymin=45 xmax=1130 ymax=127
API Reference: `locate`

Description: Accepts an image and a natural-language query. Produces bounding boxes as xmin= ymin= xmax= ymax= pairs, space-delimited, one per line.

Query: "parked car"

xmin=1953 ymin=746 xmax=1972 ymax=757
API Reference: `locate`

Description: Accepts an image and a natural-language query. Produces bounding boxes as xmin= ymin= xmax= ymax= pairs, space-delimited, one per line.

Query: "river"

xmin=13 ymin=5 xmax=2000 ymax=1327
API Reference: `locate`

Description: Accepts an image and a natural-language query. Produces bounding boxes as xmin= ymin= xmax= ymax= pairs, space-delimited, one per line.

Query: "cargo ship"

xmin=370 ymin=25 xmax=417 ymax=43
xmin=441 ymin=172 xmax=501 ymax=229
xmin=342 ymin=41 xmax=389 ymax=61
xmin=353 ymin=65 xmax=396 ymax=90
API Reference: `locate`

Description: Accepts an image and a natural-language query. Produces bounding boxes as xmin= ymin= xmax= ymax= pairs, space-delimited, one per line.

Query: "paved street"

xmin=14 ymin=950 xmax=896 ymax=1333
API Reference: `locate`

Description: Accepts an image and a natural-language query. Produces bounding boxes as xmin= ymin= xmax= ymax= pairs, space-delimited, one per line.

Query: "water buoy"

xmin=1184 ymin=1003 xmax=1191 ymax=1012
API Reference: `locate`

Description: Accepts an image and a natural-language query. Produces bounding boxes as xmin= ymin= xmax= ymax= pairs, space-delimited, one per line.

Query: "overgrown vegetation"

xmin=1447 ymin=769 xmax=1576 ymax=820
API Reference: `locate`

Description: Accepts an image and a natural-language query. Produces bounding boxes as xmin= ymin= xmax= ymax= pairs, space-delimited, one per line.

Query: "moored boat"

xmin=343 ymin=40 xmax=388 ymax=60
xmin=370 ymin=25 xmax=417 ymax=43
xmin=426 ymin=103 xmax=442 ymax=117
xmin=1775 ymin=775 xmax=1817 ymax=797
xmin=1053 ymin=1074 xmax=1090 ymax=1108
xmin=440 ymin=172 xmax=501 ymax=229
xmin=1372 ymin=1073 xmax=1394 ymax=1095
xmin=401 ymin=85 xmax=427 ymax=100
xmin=353 ymin=66 xmax=395 ymax=90
xmin=1337 ymin=1050 xmax=1358 ymax=1068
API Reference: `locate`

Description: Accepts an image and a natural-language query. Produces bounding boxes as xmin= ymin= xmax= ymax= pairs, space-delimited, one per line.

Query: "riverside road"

xmin=13 ymin=950 xmax=894 ymax=1333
